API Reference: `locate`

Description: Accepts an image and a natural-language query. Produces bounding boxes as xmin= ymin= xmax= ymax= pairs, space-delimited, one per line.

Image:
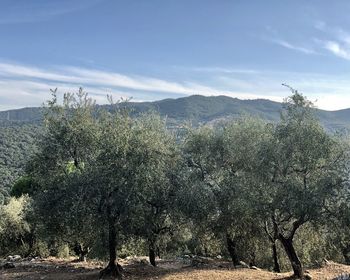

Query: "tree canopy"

xmin=1 ymin=89 xmax=350 ymax=280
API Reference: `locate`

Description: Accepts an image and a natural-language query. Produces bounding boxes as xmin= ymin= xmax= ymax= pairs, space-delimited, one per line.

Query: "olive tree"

xmin=253 ymin=92 xmax=349 ymax=278
xmin=88 ymin=110 xmax=181 ymax=279
xmin=132 ymin=114 xmax=183 ymax=266
xmin=28 ymin=88 xmax=99 ymax=260
xmin=183 ymin=118 xmax=270 ymax=266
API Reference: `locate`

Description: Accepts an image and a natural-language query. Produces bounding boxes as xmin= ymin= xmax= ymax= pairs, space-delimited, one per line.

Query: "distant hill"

xmin=0 ymin=107 xmax=43 ymax=123
xmin=1 ymin=95 xmax=350 ymax=131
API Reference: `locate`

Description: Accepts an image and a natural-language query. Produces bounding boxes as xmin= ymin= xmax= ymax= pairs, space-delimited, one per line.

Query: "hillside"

xmin=1 ymin=95 xmax=350 ymax=130
xmin=0 ymin=122 xmax=40 ymax=202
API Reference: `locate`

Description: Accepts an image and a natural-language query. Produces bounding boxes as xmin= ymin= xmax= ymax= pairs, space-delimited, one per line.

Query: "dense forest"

xmin=1 ymin=89 xmax=350 ymax=280
xmin=0 ymin=122 xmax=40 ymax=204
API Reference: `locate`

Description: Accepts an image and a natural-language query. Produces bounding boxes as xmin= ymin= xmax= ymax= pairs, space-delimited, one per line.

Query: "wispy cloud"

xmin=313 ymin=22 xmax=350 ymax=60
xmin=0 ymin=62 xmax=250 ymax=97
xmin=0 ymin=61 xmax=284 ymax=110
xmin=189 ymin=67 xmax=259 ymax=74
xmin=2 ymin=61 xmax=350 ymax=111
xmin=265 ymin=21 xmax=350 ymax=60
xmin=269 ymin=39 xmax=317 ymax=54
xmin=323 ymin=41 xmax=350 ymax=60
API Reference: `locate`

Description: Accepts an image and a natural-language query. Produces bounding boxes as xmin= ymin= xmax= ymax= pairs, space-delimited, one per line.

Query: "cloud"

xmin=0 ymin=78 xmax=136 ymax=110
xmin=323 ymin=41 xmax=350 ymax=60
xmin=0 ymin=61 xmax=285 ymax=110
xmin=1 ymin=61 xmax=350 ymax=111
xmin=267 ymin=22 xmax=350 ymax=61
xmin=269 ymin=39 xmax=316 ymax=54
xmin=313 ymin=22 xmax=350 ymax=60
xmin=189 ymin=67 xmax=259 ymax=74
xmin=213 ymin=68 xmax=350 ymax=110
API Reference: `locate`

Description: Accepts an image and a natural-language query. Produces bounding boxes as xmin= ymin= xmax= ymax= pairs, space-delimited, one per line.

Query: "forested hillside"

xmin=1 ymin=95 xmax=350 ymax=130
xmin=0 ymin=122 xmax=40 ymax=204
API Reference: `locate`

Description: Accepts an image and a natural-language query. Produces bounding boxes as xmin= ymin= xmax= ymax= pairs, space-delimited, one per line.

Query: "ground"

xmin=1 ymin=257 xmax=350 ymax=280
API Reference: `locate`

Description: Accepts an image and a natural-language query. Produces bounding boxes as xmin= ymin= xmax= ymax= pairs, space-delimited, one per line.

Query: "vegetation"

xmin=1 ymin=88 xmax=350 ymax=280
xmin=2 ymin=94 xmax=350 ymax=130
xmin=0 ymin=123 xmax=39 ymax=204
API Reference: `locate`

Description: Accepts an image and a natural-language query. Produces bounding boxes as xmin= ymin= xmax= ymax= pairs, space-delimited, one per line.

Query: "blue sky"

xmin=1 ymin=0 xmax=350 ymax=110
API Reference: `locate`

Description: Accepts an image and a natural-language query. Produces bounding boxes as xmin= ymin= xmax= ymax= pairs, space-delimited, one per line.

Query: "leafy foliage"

xmin=0 ymin=123 xmax=40 ymax=204
xmin=1 ymin=90 xmax=350 ymax=280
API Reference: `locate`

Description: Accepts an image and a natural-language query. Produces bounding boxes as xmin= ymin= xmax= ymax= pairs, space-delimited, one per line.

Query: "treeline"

xmin=1 ymin=88 xmax=350 ymax=280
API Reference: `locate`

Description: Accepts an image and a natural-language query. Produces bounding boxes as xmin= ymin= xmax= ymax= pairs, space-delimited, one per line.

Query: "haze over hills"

xmin=0 ymin=95 xmax=350 ymax=131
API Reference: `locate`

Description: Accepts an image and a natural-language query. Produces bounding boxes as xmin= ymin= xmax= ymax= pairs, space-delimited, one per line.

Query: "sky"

xmin=1 ymin=1 xmax=350 ymax=111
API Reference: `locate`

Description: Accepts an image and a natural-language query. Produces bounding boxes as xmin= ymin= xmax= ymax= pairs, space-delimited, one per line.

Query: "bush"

xmin=56 ymin=244 xmax=70 ymax=258
xmin=0 ymin=196 xmax=31 ymax=256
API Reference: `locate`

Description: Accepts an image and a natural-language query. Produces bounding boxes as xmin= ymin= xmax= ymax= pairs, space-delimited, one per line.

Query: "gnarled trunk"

xmin=149 ymin=243 xmax=156 ymax=267
xmin=279 ymin=236 xmax=303 ymax=279
xmin=99 ymin=217 xmax=122 ymax=280
xmin=74 ymin=242 xmax=90 ymax=262
xmin=272 ymin=242 xmax=281 ymax=273
xmin=24 ymin=230 xmax=36 ymax=257
xmin=264 ymin=220 xmax=280 ymax=273
xmin=226 ymin=233 xmax=240 ymax=267
xmin=78 ymin=250 xmax=88 ymax=262
xmin=249 ymin=251 xmax=256 ymax=267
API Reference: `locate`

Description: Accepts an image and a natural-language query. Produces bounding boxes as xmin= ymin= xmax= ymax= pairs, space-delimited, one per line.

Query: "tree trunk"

xmin=78 ymin=247 xmax=89 ymax=262
xmin=342 ymin=244 xmax=350 ymax=265
xmin=79 ymin=254 xmax=86 ymax=262
xmin=99 ymin=218 xmax=122 ymax=280
xmin=74 ymin=242 xmax=90 ymax=262
xmin=279 ymin=236 xmax=303 ymax=279
xmin=226 ymin=233 xmax=240 ymax=266
xmin=249 ymin=251 xmax=256 ymax=267
xmin=343 ymin=253 xmax=350 ymax=265
xmin=149 ymin=244 xmax=156 ymax=267
xmin=24 ymin=230 xmax=36 ymax=257
xmin=272 ymin=242 xmax=281 ymax=273
xmin=157 ymin=247 xmax=161 ymax=259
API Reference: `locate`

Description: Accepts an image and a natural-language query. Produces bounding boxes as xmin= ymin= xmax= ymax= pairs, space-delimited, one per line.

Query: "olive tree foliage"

xmin=130 ymin=114 xmax=184 ymax=267
xmin=87 ymin=110 xmax=182 ymax=279
xmin=30 ymin=88 xmax=98 ymax=179
xmin=183 ymin=118 xmax=271 ymax=266
xmin=252 ymin=92 xmax=349 ymax=279
xmin=11 ymin=176 xmax=40 ymax=198
xmin=324 ymin=183 xmax=350 ymax=264
xmin=90 ymin=108 xmax=141 ymax=279
xmin=7 ymin=86 xmax=350 ymax=280
xmin=218 ymin=118 xmax=273 ymax=267
xmin=28 ymin=88 xmax=99 ymax=260
xmin=26 ymin=89 xmax=182 ymax=279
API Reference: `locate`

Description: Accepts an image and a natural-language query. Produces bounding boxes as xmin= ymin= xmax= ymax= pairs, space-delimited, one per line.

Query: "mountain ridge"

xmin=0 ymin=95 xmax=350 ymax=130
